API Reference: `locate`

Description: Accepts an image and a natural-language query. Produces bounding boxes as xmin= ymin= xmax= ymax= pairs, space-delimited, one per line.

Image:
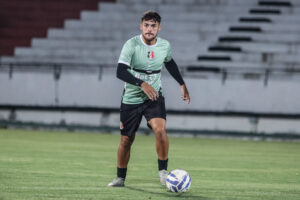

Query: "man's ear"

xmin=140 ymin=23 xmax=143 ymax=31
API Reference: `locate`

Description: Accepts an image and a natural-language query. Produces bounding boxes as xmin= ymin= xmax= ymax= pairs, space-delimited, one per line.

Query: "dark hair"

xmin=141 ymin=11 xmax=161 ymax=23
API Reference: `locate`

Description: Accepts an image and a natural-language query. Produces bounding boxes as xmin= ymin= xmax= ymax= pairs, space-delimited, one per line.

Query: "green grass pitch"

xmin=0 ymin=129 xmax=299 ymax=200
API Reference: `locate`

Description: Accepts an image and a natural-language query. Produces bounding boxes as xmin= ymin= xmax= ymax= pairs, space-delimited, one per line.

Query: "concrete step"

xmin=217 ymin=41 xmax=299 ymax=53
xmin=0 ymin=0 xmax=102 ymax=10
xmin=198 ymin=52 xmax=261 ymax=63
xmin=82 ymin=8 xmax=300 ymax=22
xmin=25 ymin=33 xmax=300 ymax=59
xmin=13 ymin=45 xmax=205 ymax=63
xmin=258 ymin=0 xmax=293 ymax=7
xmin=31 ymin=38 xmax=122 ymax=49
xmin=0 ymin=55 xmax=195 ymax=67
xmin=224 ymin=33 xmax=300 ymax=43
xmin=64 ymin=19 xmax=300 ymax=33
xmin=231 ymin=23 xmax=300 ymax=32
xmin=64 ymin=21 xmax=235 ymax=33
xmin=71 ymin=15 xmax=300 ymax=26
xmin=49 ymin=23 xmax=300 ymax=42
xmin=114 ymin=0 xmax=260 ymax=5
xmin=238 ymin=16 xmax=300 ymax=24
xmin=14 ymin=48 xmax=119 ymax=58
xmin=188 ymin=60 xmax=300 ymax=70
xmin=239 ymin=17 xmax=273 ymax=23
xmin=81 ymin=11 xmax=244 ymax=22
xmin=115 ymin=0 xmax=300 ymax=6
xmin=218 ymin=36 xmax=253 ymax=42
xmin=48 ymin=29 xmax=131 ymax=40
xmin=100 ymin=3 xmax=253 ymax=13
xmin=31 ymin=37 xmax=210 ymax=52
xmin=196 ymin=52 xmax=300 ymax=64
xmin=0 ymin=55 xmax=117 ymax=65
xmin=99 ymin=3 xmax=300 ymax=14
xmin=208 ymin=42 xmax=293 ymax=53
xmin=228 ymin=25 xmax=299 ymax=33
xmin=47 ymin=28 xmax=201 ymax=40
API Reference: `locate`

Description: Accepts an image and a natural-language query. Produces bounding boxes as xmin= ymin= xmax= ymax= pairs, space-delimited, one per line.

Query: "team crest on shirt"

xmin=147 ymin=51 xmax=155 ymax=59
xmin=120 ymin=122 xmax=124 ymax=130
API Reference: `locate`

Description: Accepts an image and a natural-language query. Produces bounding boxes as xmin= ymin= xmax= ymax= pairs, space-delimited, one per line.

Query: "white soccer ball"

xmin=166 ymin=169 xmax=191 ymax=193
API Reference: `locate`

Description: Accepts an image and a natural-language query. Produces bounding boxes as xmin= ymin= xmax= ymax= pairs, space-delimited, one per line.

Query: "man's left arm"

xmin=164 ymin=59 xmax=190 ymax=104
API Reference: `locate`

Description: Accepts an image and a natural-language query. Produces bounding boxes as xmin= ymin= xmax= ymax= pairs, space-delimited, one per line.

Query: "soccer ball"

xmin=166 ymin=169 xmax=191 ymax=193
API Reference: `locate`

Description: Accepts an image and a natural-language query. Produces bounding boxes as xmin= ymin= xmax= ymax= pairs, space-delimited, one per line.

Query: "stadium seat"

xmin=0 ymin=0 xmax=114 ymax=56
xmin=1 ymin=0 xmax=300 ymax=70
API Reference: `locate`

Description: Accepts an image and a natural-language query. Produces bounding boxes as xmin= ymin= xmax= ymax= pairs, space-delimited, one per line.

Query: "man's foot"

xmin=107 ymin=177 xmax=125 ymax=187
xmin=158 ymin=170 xmax=168 ymax=185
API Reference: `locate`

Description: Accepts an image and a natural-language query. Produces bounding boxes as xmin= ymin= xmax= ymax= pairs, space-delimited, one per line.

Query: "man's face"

xmin=140 ymin=19 xmax=161 ymax=43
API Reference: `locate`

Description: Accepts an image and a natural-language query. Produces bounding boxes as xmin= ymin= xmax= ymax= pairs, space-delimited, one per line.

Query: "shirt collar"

xmin=140 ymin=34 xmax=158 ymax=47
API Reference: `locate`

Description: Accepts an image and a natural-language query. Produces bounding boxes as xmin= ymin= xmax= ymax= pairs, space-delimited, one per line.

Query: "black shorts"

xmin=120 ymin=95 xmax=166 ymax=137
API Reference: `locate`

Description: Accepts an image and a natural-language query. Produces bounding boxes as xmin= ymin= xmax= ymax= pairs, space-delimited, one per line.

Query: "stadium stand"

xmin=1 ymin=0 xmax=259 ymax=65
xmin=192 ymin=0 xmax=300 ymax=77
xmin=1 ymin=0 xmax=300 ymax=136
xmin=1 ymin=0 xmax=300 ymax=74
xmin=0 ymin=0 xmax=114 ymax=56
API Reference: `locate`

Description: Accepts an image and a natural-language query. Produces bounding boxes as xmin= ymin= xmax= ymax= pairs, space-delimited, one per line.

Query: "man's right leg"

xmin=108 ymin=102 xmax=142 ymax=187
xmin=118 ymin=135 xmax=134 ymax=168
xmin=108 ymin=135 xmax=135 ymax=187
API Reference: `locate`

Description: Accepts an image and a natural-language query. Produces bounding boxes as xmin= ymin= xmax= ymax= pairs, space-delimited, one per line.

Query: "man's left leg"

xmin=148 ymin=118 xmax=169 ymax=185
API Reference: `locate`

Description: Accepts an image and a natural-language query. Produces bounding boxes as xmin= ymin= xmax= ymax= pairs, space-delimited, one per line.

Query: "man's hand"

xmin=181 ymin=84 xmax=190 ymax=104
xmin=141 ymin=82 xmax=158 ymax=101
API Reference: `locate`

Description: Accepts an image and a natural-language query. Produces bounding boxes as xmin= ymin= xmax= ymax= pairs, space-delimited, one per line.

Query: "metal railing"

xmin=1 ymin=61 xmax=300 ymax=85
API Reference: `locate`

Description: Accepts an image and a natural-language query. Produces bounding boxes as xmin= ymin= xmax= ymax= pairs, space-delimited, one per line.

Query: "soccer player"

xmin=108 ymin=11 xmax=190 ymax=187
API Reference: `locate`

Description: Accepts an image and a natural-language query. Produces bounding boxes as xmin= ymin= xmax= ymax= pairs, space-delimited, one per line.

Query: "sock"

xmin=158 ymin=159 xmax=168 ymax=171
xmin=117 ymin=167 xmax=127 ymax=179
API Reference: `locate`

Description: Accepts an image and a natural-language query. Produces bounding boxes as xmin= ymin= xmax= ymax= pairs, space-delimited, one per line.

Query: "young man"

xmin=108 ymin=11 xmax=190 ymax=187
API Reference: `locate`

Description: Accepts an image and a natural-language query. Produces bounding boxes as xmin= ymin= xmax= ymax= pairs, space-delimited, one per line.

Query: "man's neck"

xmin=142 ymin=35 xmax=157 ymax=46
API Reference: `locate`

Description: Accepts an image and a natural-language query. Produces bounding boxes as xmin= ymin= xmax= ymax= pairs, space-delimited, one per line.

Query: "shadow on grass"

xmin=126 ymin=186 xmax=210 ymax=200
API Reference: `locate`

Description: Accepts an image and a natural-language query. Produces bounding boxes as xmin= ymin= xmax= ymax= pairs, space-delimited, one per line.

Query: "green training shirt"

xmin=118 ymin=35 xmax=172 ymax=104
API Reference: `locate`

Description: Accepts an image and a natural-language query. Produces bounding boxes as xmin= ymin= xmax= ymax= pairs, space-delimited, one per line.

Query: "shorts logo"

xmin=147 ymin=51 xmax=154 ymax=59
xmin=120 ymin=122 xmax=124 ymax=130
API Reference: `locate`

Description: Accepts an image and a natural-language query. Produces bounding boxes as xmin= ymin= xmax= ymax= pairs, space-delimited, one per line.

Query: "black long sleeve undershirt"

xmin=117 ymin=59 xmax=185 ymax=87
xmin=164 ymin=59 xmax=185 ymax=86
xmin=116 ymin=63 xmax=143 ymax=86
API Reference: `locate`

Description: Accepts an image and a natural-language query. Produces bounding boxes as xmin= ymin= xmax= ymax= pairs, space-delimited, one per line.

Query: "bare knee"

xmin=120 ymin=136 xmax=134 ymax=150
xmin=153 ymin=127 xmax=167 ymax=140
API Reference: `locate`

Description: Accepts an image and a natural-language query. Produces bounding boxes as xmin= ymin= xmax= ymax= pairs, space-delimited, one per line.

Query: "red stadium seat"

xmin=0 ymin=0 xmax=115 ymax=56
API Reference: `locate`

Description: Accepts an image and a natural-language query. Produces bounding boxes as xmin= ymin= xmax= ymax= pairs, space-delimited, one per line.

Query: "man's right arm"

xmin=116 ymin=63 xmax=143 ymax=86
xmin=116 ymin=63 xmax=158 ymax=101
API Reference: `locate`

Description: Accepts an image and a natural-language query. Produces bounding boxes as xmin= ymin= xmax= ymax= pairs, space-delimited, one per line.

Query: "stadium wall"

xmin=0 ymin=66 xmax=300 ymax=138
